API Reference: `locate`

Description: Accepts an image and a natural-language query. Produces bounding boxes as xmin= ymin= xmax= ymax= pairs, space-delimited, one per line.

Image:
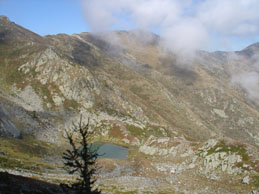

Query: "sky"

xmin=1 ymin=0 xmax=259 ymax=52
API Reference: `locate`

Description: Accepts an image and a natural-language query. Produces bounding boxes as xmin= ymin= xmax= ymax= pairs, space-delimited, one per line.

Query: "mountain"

xmin=0 ymin=16 xmax=258 ymax=193
xmin=238 ymin=42 xmax=259 ymax=57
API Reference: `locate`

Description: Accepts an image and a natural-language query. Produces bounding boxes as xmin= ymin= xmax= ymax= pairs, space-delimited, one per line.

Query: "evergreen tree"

xmin=61 ymin=116 xmax=101 ymax=194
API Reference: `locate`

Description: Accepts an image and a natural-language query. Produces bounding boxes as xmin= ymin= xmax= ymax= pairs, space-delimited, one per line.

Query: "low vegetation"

xmin=0 ymin=135 xmax=61 ymax=172
xmin=207 ymin=140 xmax=249 ymax=161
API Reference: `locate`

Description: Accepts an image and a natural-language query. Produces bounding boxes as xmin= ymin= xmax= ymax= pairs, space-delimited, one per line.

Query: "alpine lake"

xmin=90 ymin=142 xmax=129 ymax=160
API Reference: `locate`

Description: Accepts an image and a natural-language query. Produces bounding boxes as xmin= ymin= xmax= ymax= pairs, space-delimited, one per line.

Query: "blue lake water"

xmin=90 ymin=142 xmax=129 ymax=160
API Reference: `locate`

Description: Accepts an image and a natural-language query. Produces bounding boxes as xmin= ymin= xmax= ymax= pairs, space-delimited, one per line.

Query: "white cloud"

xmin=162 ymin=18 xmax=208 ymax=54
xmin=81 ymin=0 xmax=117 ymax=32
xmin=81 ymin=0 xmax=259 ymax=53
xmin=232 ymin=72 xmax=259 ymax=101
xmin=129 ymin=0 xmax=181 ymax=28
xmin=81 ymin=0 xmax=259 ymax=100
xmin=198 ymin=0 xmax=259 ymax=36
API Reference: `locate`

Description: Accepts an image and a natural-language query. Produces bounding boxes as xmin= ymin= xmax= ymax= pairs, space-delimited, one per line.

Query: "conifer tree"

xmin=61 ymin=116 xmax=101 ymax=194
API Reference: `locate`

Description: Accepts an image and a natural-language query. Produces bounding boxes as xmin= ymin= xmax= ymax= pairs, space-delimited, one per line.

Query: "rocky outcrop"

xmin=139 ymin=135 xmax=172 ymax=156
xmin=12 ymin=85 xmax=44 ymax=111
xmin=0 ymin=16 xmax=259 ymax=194
xmin=201 ymin=152 xmax=242 ymax=175
xmin=139 ymin=135 xmax=193 ymax=157
xmin=196 ymin=139 xmax=254 ymax=176
xmin=18 ymin=48 xmax=99 ymax=109
xmin=242 ymin=176 xmax=250 ymax=184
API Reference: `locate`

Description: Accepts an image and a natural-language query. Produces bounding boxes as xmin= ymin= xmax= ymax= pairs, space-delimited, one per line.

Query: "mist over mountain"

xmin=0 ymin=16 xmax=258 ymax=193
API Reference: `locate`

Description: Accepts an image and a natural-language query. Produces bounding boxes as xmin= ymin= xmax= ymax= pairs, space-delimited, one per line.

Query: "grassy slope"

xmin=86 ymin=31 xmax=259 ymax=144
xmin=1 ymin=17 xmax=259 ymax=145
xmin=0 ymin=135 xmax=62 ymax=172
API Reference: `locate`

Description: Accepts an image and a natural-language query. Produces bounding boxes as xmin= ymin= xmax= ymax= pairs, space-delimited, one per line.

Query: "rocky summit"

xmin=0 ymin=16 xmax=258 ymax=193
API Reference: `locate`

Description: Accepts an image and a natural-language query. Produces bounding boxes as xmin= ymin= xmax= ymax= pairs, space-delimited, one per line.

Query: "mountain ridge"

xmin=0 ymin=16 xmax=258 ymax=193
xmin=1 ymin=15 xmax=259 ymax=144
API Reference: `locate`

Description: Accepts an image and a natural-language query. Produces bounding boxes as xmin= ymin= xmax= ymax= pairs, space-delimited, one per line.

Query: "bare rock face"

xmin=0 ymin=105 xmax=20 ymax=138
xmin=13 ymin=85 xmax=44 ymax=111
xmin=18 ymin=47 xmax=98 ymax=109
xmin=1 ymin=16 xmax=259 ymax=146
xmin=242 ymin=176 xmax=250 ymax=184
xmin=0 ymin=16 xmax=259 ymax=194
xmin=202 ymin=152 xmax=242 ymax=175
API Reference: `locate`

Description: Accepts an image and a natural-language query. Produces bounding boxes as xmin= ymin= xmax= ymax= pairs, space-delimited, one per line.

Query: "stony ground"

xmin=0 ymin=136 xmax=258 ymax=194
xmin=0 ymin=16 xmax=259 ymax=194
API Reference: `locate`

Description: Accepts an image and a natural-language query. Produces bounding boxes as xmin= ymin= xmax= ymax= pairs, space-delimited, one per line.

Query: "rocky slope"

xmin=0 ymin=16 xmax=258 ymax=193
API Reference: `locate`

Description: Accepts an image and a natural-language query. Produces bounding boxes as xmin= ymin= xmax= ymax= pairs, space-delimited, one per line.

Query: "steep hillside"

xmin=78 ymin=30 xmax=259 ymax=145
xmin=0 ymin=16 xmax=258 ymax=193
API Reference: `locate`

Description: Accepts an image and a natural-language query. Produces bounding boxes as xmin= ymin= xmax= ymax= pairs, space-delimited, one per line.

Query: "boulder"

xmin=242 ymin=176 xmax=250 ymax=184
